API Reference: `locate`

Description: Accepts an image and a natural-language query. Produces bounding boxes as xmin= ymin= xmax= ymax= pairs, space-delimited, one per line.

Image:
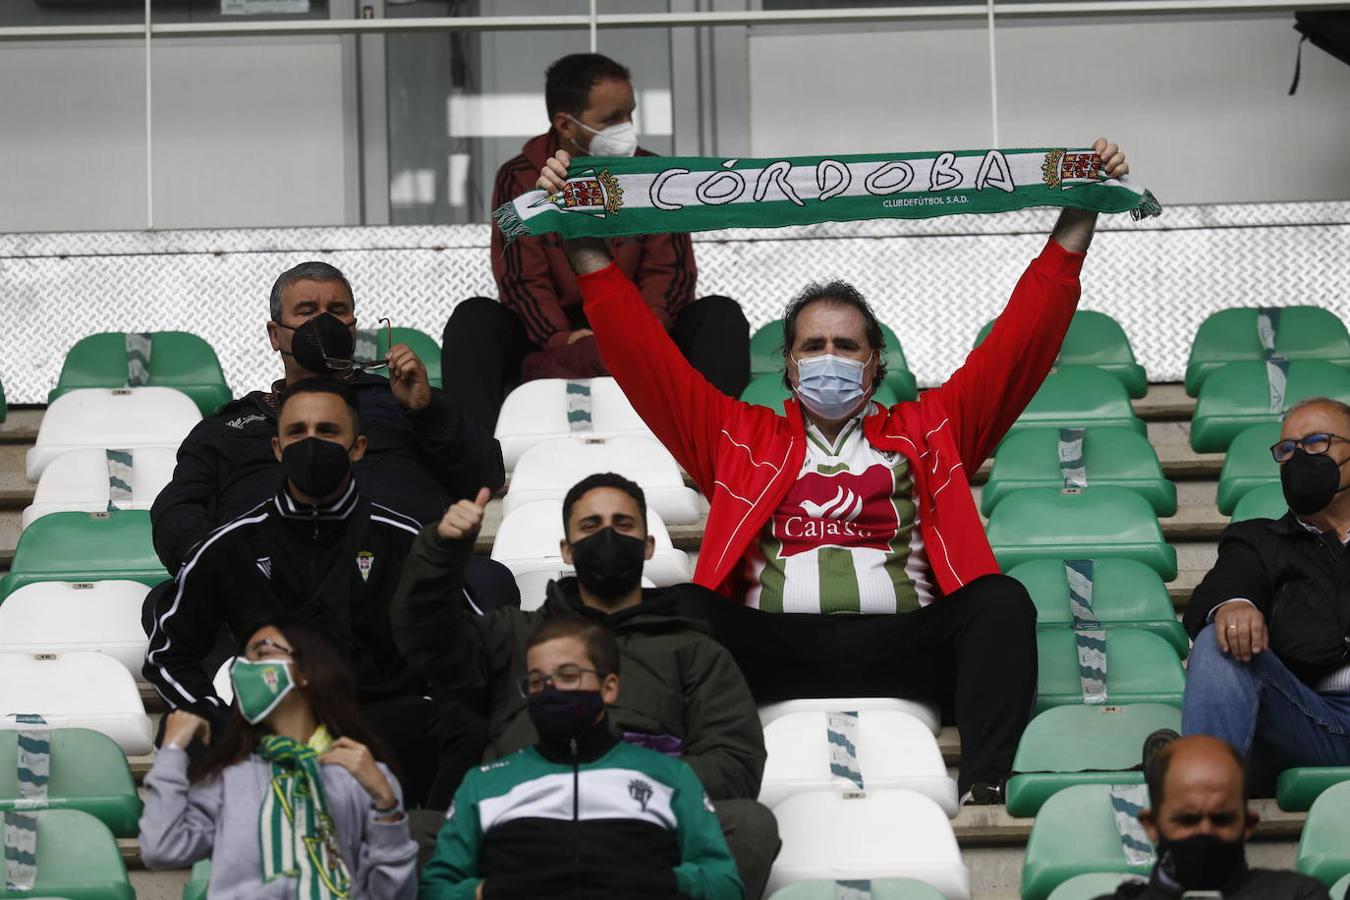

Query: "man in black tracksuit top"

xmin=149 ymin=260 xmax=514 ymax=606
xmin=143 ymin=378 xmax=486 ymax=809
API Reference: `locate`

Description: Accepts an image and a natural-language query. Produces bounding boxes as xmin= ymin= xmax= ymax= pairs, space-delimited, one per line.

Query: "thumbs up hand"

xmin=437 ymin=487 xmax=492 ymax=542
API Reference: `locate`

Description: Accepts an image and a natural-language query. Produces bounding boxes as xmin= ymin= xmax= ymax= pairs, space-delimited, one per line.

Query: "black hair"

xmin=545 ymin=53 xmax=632 ymax=120
xmin=780 ymin=279 xmax=889 ymax=392
xmin=525 ymin=616 xmax=621 ymax=678
xmin=269 ymin=261 xmax=354 ymax=324
xmin=1145 ymin=738 xmax=1247 ymax=812
xmin=277 ymin=377 xmax=364 ymax=435
xmin=561 ymin=471 xmax=647 ymax=532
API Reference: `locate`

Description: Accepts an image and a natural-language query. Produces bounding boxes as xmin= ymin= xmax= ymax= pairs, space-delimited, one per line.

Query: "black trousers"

xmin=699 ymin=574 xmax=1038 ymax=794
xmin=442 ymin=295 xmax=751 ymax=432
xmin=361 ymin=693 xmax=489 ymax=810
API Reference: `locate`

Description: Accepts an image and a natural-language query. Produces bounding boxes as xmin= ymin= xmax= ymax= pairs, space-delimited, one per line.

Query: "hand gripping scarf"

xmin=493 ymin=146 xmax=1160 ymax=244
xmin=256 ymin=726 xmax=352 ymax=900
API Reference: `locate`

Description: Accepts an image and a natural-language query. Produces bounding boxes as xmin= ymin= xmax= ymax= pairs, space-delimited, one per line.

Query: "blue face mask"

xmin=793 ymin=353 xmax=872 ymax=420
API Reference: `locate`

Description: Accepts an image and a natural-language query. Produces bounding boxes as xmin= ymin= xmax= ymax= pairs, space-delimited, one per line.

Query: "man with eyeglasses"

xmin=421 ymin=616 xmax=743 ymax=899
xmin=1180 ymin=396 xmax=1350 ymax=775
xmin=150 ymin=260 xmax=512 ymax=608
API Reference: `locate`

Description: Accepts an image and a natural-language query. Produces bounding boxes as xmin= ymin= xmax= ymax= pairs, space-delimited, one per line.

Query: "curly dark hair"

xmin=780 ymin=279 xmax=888 ymax=393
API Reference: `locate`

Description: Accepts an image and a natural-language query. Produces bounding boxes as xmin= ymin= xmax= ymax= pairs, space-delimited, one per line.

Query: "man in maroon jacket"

xmin=442 ymin=53 xmax=750 ymax=430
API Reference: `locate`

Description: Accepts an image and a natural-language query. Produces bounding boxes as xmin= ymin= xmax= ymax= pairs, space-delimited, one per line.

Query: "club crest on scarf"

xmin=355 ymin=550 xmax=374 ymax=583
xmin=539 ymin=167 xmax=624 ymax=216
xmin=1042 ymin=149 xmax=1103 ymax=189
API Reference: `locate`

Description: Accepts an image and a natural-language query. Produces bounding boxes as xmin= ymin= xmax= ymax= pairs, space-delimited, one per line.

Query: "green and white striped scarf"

xmin=256 ymin=727 xmax=351 ymax=900
xmin=493 ymin=147 xmax=1160 ymax=244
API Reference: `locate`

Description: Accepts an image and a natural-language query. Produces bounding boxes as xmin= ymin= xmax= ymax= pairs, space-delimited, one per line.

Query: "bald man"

xmin=1182 ymin=397 xmax=1350 ymax=773
xmin=1094 ymin=735 xmax=1328 ymax=898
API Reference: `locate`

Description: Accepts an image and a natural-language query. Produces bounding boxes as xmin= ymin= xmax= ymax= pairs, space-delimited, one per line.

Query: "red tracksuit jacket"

xmin=579 ymin=238 xmax=1087 ymax=601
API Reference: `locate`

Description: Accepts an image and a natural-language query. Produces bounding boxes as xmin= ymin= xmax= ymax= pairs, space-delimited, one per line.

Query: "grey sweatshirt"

xmin=139 ymin=747 xmax=418 ymax=900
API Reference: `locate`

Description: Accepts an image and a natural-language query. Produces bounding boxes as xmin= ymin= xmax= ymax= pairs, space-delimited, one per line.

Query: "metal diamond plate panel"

xmin=2 ymin=201 xmax=1348 ymax=404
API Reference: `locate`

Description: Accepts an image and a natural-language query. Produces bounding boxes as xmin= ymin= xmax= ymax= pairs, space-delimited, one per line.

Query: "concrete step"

xmin=1132 ymin=383 xmax=1194 ymax=423
xmin=0 ymin=409 xmax=43 ymax=444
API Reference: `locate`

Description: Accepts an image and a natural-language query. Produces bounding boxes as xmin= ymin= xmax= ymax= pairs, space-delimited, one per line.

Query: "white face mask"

xmin=793 ymin=353 xmax=872 ymax=421
xmin=567 ymin=115 xmax=638 ymax=158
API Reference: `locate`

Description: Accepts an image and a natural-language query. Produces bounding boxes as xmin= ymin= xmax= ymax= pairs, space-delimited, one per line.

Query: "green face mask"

xmin=230 ymin=657 xmax=296 ymax=724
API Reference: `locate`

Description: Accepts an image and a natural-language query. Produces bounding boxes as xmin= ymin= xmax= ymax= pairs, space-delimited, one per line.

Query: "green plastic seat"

xmin=1007 ymin=704 xmax=1182 ymax=817
xmin=1046 ymin=872 xmax=1148 ymax=900
xmin=1186 ymin=307 xmax=1350 ymax=397
xmin=1006 ymin=558 xmax=1188 ymax=657
xmin=1278 ymin=767 xmax=1350 ymax=813
xmin=0 ymin=377 xmax=7 ymax=423
xmin=740 ymin=372 xmax=901 ymax=412
xmin=0 ymin=510 xmax=169 ymax=601
xmin=1333 ymin=873 xmax=1350 ymax=900
xmin=769 ymin=877 xmax=946 ymax=899
xmin=1190 ymin=359 xmax=1350 ymax=453
xmin=976 ymin=311 xmax=1148 ymax=399
xmin=1230 ymin=481 xmax=1288 ymax=523
xmin=1297 ymin=780 xmax=1350 ymax=887
xmin=1034 ymin=630 xmax=1185 ymax=715
xmin=1216 ymin=423 xmax=1282 ymax=515
xmin=183 ymin=859 xmax=211 ymax=900
xmin=1022 ymin=784 xmax=1154 ymax=900
xmin=0 ymin=809 xmax=134 ymax=899
xmin=748 ymin=319 xmax=918 ymax=400
xmin=983 ymin=427 xmax=1176 ymax=517
xmin=1005 ymin=367 xmax=1146 ymax=438
xmin=50 ymin=332 xmax=232 ymax=417
xmin=372 ymin=326 xmax=442 ymax=390
xmin=987 ymin=486 xmax=1177 ymax=580
xmin=0 ymin=729 xmax=141 ymax=838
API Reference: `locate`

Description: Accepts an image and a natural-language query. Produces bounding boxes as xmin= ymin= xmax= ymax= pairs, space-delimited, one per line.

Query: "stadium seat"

xmin=1004 ymin=367 xmax=1146 ymax=438
xmin=49 ymin=331 xmax=232 ymax=417
xmin=1230 ymin=481 xmax=1288 ymax=523
xmin=0 ymin=809 xmax=134 ymax=900
xmin=740 ymin=372 xmax=901 ymax=412
xmin=26 ymin=387 xmax=201 ymax=481
xmin=768 ymin=877 xmax=946 ymax=899
xmin=502 ymin=435 xmax=706 ymax=526
xmin=1006 ymin=704 xmax=1181 ymax=817
xmin=986 ymin=486 xmax=1177 ymax=580
xmin=1334 ymin=874 xmax=1350 ymax=900
xmin=0 ymin=728 xmax=142 ymax=837
xmin=1297 ymin=780 xmax=1350 ymax=887
xmin=1021 ymin=783 xmax=1154 ymax=900
xmin=982 ymin=427 xmax=1176 ymax=517
xmin=1035 ymin=630 xmax=1184 ymax=714
xmin=759 ymin=709 xmax=957 ymax=816
xmin=1278 ymin=767 xmax=1350 ymax=813
xmin=490 ymin=500 xmax=690 ymax=606
xmin=1045 ymin=873 xmax=1147 ymax=900
xmin=767 ymin=789 xmax=969 ymax=900
xmin=363 ymin=325 xmax=442 ymax=390
xmin=1190 ymin=359 xmax=1350 ymax=454
xmin=495 ymin=377 xmax=654 ymax=470
xmin=976 ymin=311 xmax=1148 ymax=399
xmin=183 ymin=859 xmax=211 ymax=900
xmin=0 ymin=580 xmax=150 ymax=674
xmin=1005 ymin=559 xmax=1188 ymax=657
xmin=757 ymin=697 xmax=941 ymax=737
xmin=1215 ymin=422 xmax=1282 ymax=516
xmin=0 ymin=510 xmax=168 ymax=600
xmin=0 ymin=652 xmax=153 ymax=755
xmin=0 ymin=378 xmax=7 ymax=423
xmin=749 ymin=319 xmax=918 ymax=401
xmin=1185 ymin=307 xmax=1350 ymax=397
xmin=22 ymin=446 xmax=177 ymax=528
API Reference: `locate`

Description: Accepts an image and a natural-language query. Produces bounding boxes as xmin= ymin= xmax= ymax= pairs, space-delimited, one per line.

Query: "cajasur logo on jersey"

xmin=773 ymin=466 xmax=899 ymax=556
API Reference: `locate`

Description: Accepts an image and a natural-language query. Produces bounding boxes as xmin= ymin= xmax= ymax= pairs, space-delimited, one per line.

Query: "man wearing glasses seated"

xmin=1181 ymin=396 xmax=1350 ymax=775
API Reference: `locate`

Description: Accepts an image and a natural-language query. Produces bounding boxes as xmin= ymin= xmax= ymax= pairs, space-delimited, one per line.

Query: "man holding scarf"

xmin=532 ymin=138 xmax=1130 ymax=805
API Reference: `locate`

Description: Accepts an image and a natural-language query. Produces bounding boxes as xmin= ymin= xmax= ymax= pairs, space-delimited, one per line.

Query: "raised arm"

xmin=137 ymin=743 xmax=222 ymax=869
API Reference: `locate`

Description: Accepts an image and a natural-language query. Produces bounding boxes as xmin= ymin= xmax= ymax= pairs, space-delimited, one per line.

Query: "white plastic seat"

xmin=759 ymin=697 xmax=941 ymax=737
xmin=213 ymin=657 xmax=234 ymax=703
xmin=760 ymin=710 xmax=957 ymax=816
xmin=495 ymin=377 xmax=654 ymax=469
xmin=0 ymin=581 xmax=150 ymax=675
xmin=23 ymin=446 xmax=178 ymax=528
xmin=503 ymin=436 xmax=705 ymax=526
xmin=0 ymin=651 xmax=153 ymax=755
xmin=767 ymin=788 xmax=970 ymax=899
xmin=27 ymin=387 xmax=200 ymax=481
xmin=491 ymin=500 xmax=691 ymax=600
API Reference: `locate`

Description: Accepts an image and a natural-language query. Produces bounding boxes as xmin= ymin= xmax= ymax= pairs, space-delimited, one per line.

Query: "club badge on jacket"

xmin=356 ymin=550 xmax=375 ymax=582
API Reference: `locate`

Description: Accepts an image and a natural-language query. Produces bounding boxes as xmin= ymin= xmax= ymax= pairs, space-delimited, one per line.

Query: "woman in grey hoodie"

xmin=139 ymin=617 xmax=418 ymax=899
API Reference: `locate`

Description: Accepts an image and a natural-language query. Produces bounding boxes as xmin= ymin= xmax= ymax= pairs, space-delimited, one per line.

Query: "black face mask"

xmin=1280 ymin=448 xmax=1350 ymax=516
xmin=1156 ymin=833 xmax=1247 ymax=892
xmin=281 ymin=437 xmax=352 ymax=499
xmin=527 ymin=687 xmax=605 ymax=746
xmin=569 ymin=527 xmax=646 ymax=600
xmin=281 ymin=312 xmax=354 ymax=375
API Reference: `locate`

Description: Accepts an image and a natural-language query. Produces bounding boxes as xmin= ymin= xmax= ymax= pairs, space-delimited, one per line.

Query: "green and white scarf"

xmin=257 ymin=727 xmax=351 ymax=900
xmin=493 ymin=147 xmax=1160 ymax=243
